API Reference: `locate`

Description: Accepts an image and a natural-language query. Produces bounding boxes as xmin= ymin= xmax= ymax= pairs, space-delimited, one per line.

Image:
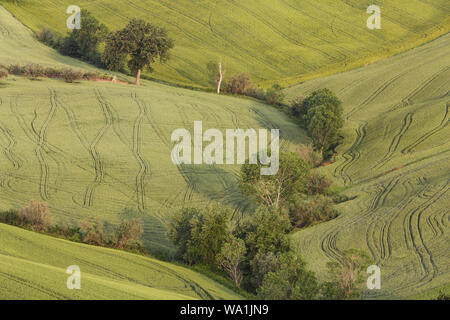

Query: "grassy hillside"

xmin=0 ymin=223 xmax=241 ymax=299
xmin=0 ymin=5 xmax=308 ymax=254
xmin=286 ymin=33 xmax=450 ymax=299
xmin=2 ymin=0 xmax=449 ymax=88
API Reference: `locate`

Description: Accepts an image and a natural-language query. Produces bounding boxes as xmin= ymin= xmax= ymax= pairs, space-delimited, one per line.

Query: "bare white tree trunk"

xmin=217 ymin=61 xmax=224 ymax=94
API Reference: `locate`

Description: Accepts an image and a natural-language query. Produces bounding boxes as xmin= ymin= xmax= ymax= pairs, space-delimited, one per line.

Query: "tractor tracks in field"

xmin=396 ymin=181 xmax=449 ymax=291
xmin=9 ymin=91 xmax=64 ymax=201
xmin=391 ymin=67 xmax=449 ymax=111
xmin=346 ymin=70 xmax=410 ymax=119
xmin=130 ymin=93 xmax=151 ymax=212
xmin=401 ymin=103 xmax=449 ymax=154
xmin=375 ymin=113 xmax=413 ymax=168
xmin=333 ymin=121 xmax=367 ymax=184
xmin=80 ymin=89 xmax=113 ymax=207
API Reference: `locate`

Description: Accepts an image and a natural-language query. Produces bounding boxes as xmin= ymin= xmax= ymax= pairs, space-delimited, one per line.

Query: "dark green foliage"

xmin=301 ymin=88 xmax=343 ymax=122
xmin=102 ymin=19 xmax=174 ymax=83
xmin=307 ymin=104 xmax=344 ymax=156
xmin=290 ymin=96 xmax=305 ymax=118
xmin=287 ymin=195 xmax=339 ymax=229
xmin=258 ymin=251 xmax=320 ymax=299
xmin=168 ymin=206 xmax=231 ymax=266
xmin=295 ymin=88 xmax=344 ymax=158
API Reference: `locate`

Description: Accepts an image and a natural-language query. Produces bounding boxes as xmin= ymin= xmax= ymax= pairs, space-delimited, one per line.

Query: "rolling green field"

xmin=286 ymin=33 xmax=450 ymax=299
xmin=0 ymin=5 xmax=308 ymax=254
xmin=2 ymin=0 xmax=449 ymax=87
xmin=1 ymin=2 xmax=449 ymax=300
xmin=0 ymin=223 xmax=241 ymax=299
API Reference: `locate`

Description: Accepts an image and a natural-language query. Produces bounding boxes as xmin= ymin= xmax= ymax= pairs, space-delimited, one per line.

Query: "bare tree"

xmin=217 ymin=61 xmax=225 ymax=94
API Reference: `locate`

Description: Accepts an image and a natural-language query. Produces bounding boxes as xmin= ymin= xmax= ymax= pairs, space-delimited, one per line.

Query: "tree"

xmin=323 ymin=249 xmax=371 ymax=299
xmin=216 ymin=235 xmax=246 ymax=287
xmin=240 ymin=151 xmax=310 ymax=208
xmin=207 ymin=61 xmax=225 ymax=94
xmin=102 ymin=19 xmax=174 ymax=85
xmin=61 ymin=9 xmax=108 ymax=63
xmin=307 ymin=105 xmax=343 ymax=156
xmin=168 ymin=207 xmax=200 ymax=260
xmin=258 ymin=251 xmax=320 ymax=300
xmin=300 ymin=88 xmax=343 ymax=123
xmin=186 ymin=206 xmax=231 ymax=265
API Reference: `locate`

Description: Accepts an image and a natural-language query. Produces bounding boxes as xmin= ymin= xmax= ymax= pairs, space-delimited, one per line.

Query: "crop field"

xmin=0 ymin=223 xmax=242 ymax=299
xmin=0 ymin=5 xmax=307 ymax=254
xmin=286 ymin=33 xmax=450 ymax=298
xmin=2 ymin=0 xmax=450 ymax=87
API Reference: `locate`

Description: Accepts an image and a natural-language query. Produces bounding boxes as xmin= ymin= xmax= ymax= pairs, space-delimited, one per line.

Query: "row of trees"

xmin=37 ymin=10 xmax=174 ymax=85
xmin=0 ymin=200 xmax=145 ymax=252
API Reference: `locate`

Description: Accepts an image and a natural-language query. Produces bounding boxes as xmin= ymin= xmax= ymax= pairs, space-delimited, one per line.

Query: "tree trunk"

xmin=217 ymin=62 xmax=224 ymax=94
xmin=135 ymin=69 xmax=141 ymax=86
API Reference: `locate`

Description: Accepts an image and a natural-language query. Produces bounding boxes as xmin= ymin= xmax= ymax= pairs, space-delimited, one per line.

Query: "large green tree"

xmin=240 ymin=151 xmax=310 ymax=208
xmin=102 ymin=19 xmax=174 ymax=85
xmin=306 ymin=105 xmax=344 ymax=155
xmin=61 ymin=9 xmax=108 ymax=63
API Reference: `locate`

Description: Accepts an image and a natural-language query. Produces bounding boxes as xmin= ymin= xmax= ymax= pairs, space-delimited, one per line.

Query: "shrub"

xmin=265 ymin=84 xmax=284 ymax=106
xmin=116 ymin=218 xmax=144 ymax=249
xmin=0 ymin=68 xmax=8 ymax=79
xmin=61 ymin=68 xmax=84 ymax=83
xmin=78 ymin=219 xmax=106 ymax=246
xmin=288 ymin=195 xmax=339 ymax=229
xmin=296 ymin=144 xmax=323 ymax=167
xmin=24 ymin=64 xmax=45 ymax=79
xmin=36 ymin=29 xmax=57 ymax=47
xmin=0 ymin=210 xmax=21 ymax=226
xmin=306 ymin=172 xmax=331 ymax=195
xmin=291 ymin=96 xmax=305 ymax=118
xmin=223 ymin=73 xmax=255 ymax=95
xmin=19 ymin=199 xmax=51 ymax=231
xmin=6 ymin=64 xmax=25 ymax=75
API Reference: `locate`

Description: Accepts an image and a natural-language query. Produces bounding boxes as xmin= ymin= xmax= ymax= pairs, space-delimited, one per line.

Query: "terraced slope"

xmin=2 ymin=0 xmax=449 ymax=87
xmin=0 ymin=223 xmax=242 ymax=299
xmin=0 ymin=7 xmax=308 ymax=253
xmin=286 ymin=33 xmax=450 ymax=298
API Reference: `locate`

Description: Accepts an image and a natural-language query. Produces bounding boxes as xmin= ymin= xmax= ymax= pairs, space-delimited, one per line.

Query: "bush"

xmin=290 ymin=96 xmax=305 ymax=118
xmin=0 ymin=210 xmax=21 ymax=226
xmin=19 ymin=199 xmax=51 ymax=231
xmin=265 ymin=84 xmax=284 ymax=106
xmin=78 ymin=219 xmax=106 ymax=246
xmin=306 ymin=173 xmax=331 ymax=195
xmin=296 ymin=144 xmax=323 ymax=167
xmin=36 ymin=29 xmax=57 ymax=47
xmin=61 ymin=68 xmax=84 ymax=83
xmin=0 ymin=68 xmax=8 ymax=79
xmin=116 ymin=218 xmax=144 ymax=250
xmin=223 ymin=73 xmax=255 ymax=95
xmin=24 ymin=64 xmax=46 ymax=79
xmin=288 ymin=195 xmax=339 ymax=229
xmin=6 ymin=64 xmax=25 ymax=75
